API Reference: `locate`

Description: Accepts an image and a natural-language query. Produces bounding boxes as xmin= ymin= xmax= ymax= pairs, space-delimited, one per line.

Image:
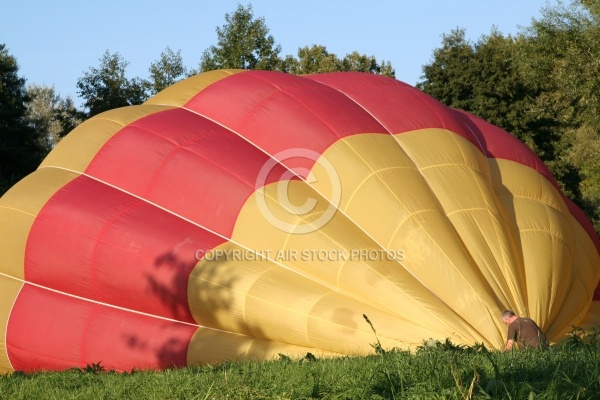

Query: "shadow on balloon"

xmin=118 ymin=245 xmax=270 ymax=369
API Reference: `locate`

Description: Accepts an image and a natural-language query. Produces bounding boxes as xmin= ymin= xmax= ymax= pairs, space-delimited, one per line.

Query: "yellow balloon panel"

xmin=489 ymin=159 xmax=579 ymax=333
xmin=187 ymin=328 xmax=340 ymax=366
xmin=231 ymin=133 xmax=523 ymax=347
xmin=0 ymin=276 xmax=22 ymax=373
xmin=145 ymin=70 xmax=241 ymax=108
xmin=188 ymin=242 xmax=443 ymax=352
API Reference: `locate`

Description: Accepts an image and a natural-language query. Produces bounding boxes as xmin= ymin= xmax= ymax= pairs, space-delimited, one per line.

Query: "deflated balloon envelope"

xmin=0 ymin=69 xmax=599 ymax=373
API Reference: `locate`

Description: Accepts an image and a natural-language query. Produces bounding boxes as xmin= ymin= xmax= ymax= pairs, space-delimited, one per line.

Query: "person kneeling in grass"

xmin=501 ymin=309 xmax=549 ymax=351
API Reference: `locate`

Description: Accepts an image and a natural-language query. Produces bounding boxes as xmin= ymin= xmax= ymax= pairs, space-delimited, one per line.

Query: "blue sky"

xmin=2 ymin=1 xmax=550 ymax=107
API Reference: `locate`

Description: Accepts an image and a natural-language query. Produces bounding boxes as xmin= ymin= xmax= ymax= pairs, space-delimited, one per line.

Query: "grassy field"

xmin=1 ymin=330 xmax=598 ymax=399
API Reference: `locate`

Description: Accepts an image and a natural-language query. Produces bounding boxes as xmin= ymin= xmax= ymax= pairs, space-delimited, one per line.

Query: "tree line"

xmin=1 ymin=1 xmax=600 ymax=233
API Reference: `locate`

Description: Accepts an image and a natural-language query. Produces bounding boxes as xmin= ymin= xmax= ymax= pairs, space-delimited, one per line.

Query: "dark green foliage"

xmin=0 ymin=44 xmax=46 ymax=193
xmin=146 ymin=47 xmax=188 ymax=95
xmin=199 ymin=4 xmax=283 ymax=72
xmin=76 ymin=50 xmax=148 ymax=118
xmin=51 ymin=96 xmax=85 ymax=142
xmin=282 ymin=45 xmax=342 ymax=74
xmin=26 ymin=84 xmax=84 ymax=151
xmin=283 ymin=45 xmax=395 ymax=78
xmin=418 ymin=28 xmax=477 ymax=111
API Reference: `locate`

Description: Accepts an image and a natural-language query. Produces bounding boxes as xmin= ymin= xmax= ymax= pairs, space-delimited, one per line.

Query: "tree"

xmin=520 ymin=0 xmax=600 ymax=231
xmin=198 ymin=4 xmax=282 ymax=71
xmin=26 ymin=84 xmax=83 ymax=151
xmin=417 ymin=29 xmax=546 ymax=149
xmin=52 ymin=96 xmax=84 ymax=144
xmin=146 ymin=47 xmax=188 ymax=95
xmin=26 ymin=84 xmax=59 ymax=150
xmin=76 ymin=50 xmax=147 ymax=117
xmin=0 ymin=44 xmax=46 ymax=194
xmin=282 ymin=45 xmax=342 ymax=74
xmin=417 ymin=29 xmax=478 ymax=111
xmin=283 ymin=45 xmax=395 ymax=77
xmin=341 ymin=51 xmax=395 ymax=77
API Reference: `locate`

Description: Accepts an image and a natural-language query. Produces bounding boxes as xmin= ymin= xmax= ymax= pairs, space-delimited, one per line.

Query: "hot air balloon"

xmin=0 ymin=70 xmax=598 ymax=373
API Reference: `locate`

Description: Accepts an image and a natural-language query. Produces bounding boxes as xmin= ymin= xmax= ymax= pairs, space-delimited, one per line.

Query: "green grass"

xmin=1 ymin=332 xmax=599 ymax=400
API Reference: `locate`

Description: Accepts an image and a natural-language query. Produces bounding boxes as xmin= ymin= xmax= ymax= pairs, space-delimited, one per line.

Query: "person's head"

xmin=501 ymin=310 xmax=517 ymax=325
